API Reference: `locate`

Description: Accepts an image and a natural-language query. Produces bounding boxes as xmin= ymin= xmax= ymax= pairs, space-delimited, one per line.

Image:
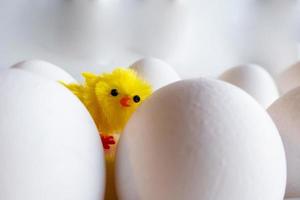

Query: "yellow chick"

xmin=62 ymin=68 xmax=152 ymax=200
xmin=62 ymin=67 xmax=152 ymax=149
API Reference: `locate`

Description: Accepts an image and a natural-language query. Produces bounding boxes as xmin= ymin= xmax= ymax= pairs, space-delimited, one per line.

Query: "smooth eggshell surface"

xmin=116 ymin=78 xmax=286 ymax=200
xmin=11 ymin=59 xmax=77 ymax=83
xmin=219 ymin=64 xmax=279 ymax=108
xmin=130 ymin=57 xmax=180 ymax=90
xmin=278 ymin=61 xmax=300 ymax=94
xmin=0 ymin=69 xmax=105 ymax=200
xmin=268 ymin=88 xmax=300 ymax=198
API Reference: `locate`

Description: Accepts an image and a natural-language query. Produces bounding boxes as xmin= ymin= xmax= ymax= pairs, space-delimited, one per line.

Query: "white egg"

xmin=130 ymin=57 xmax=180 ymax=91
xmin=268 ymin=88 xmax=300 ymax=198
xmin=116 ymin=78 xmax=286 ymax=200
xmin=0 ymin=69 xmax=105 ymax=200
xmin=11 ymin=59 xmax=77 ymax=83
xmin=278 ymin=61 xmax=300 ymax=94
xmin=219 ymin=64 xmax=279 ymax=108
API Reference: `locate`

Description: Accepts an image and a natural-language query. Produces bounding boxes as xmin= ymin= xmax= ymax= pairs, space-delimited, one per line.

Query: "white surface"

xmin=11 ymin=59 xmax=77 ymax=83
xmin=219 ymin=64 xmax=279 ymax=108
xmin=0 ymin=0 xmax=297 ymax=79
xmin=0 ymin=69 xmax=105 ymax=200
xmin=116 ymin=78 xmax=286 ymax=200
xmin=278 ymin=61 xmax=300 ymax=94
xmin=268 ymin=88 xmax=300 ymax=198
xmin=130 ymin=57 xmax=180 ymax=91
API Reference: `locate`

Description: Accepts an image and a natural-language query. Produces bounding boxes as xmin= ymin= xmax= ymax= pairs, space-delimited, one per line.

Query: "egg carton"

xmin=1 ymin=58 xmax=299 ymax=199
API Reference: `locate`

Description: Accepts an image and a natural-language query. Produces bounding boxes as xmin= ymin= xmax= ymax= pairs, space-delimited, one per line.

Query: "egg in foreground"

xmin=268 ymin=88 xmax=300 ymax=198
xmin=0 ymin=69 xmax=105 ymax=200
xmin=116 ymin=78 xmax=286 ymax=200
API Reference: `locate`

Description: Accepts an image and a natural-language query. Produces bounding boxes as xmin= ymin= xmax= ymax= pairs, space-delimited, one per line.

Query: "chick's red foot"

xmin=101 ymin=135 xmax=116 ymax=150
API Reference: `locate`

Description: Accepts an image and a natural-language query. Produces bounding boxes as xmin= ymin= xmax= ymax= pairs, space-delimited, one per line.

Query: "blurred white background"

xmin=0 ymin=0 xmax=298 ymax=80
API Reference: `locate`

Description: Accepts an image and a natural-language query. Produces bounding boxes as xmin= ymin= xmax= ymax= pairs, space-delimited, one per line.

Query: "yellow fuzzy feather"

xmin=62 ymin=67 xmax=152 ymax=135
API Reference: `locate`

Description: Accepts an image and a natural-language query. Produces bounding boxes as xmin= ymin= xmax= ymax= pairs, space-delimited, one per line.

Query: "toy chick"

xmin=62 ymin=67 xmax=152 ymax=150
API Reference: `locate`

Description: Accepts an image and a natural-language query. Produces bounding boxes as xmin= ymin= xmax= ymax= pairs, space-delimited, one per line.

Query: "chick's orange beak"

xmin=120 ymin=96 xmax=131 ymax=107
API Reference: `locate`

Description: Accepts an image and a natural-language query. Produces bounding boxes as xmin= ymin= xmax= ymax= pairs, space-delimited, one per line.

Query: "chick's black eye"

xmin=133 ymin=95 xmax=140 ymax=103
xmin=111 ymin=89 xmax=118 ymax=96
